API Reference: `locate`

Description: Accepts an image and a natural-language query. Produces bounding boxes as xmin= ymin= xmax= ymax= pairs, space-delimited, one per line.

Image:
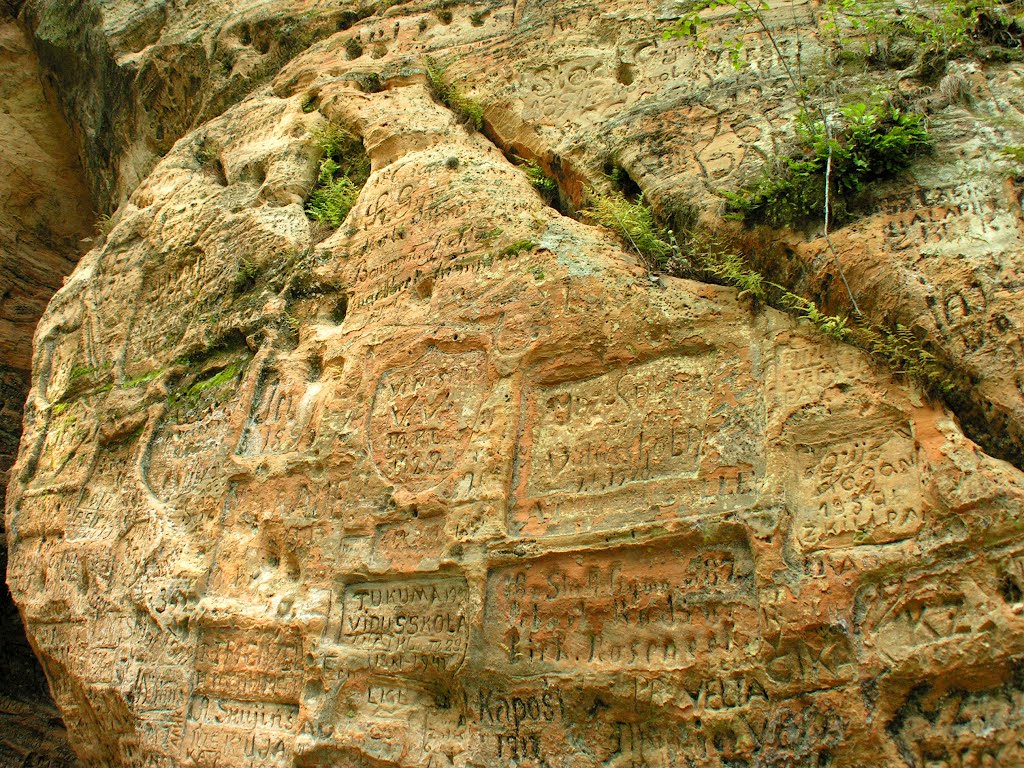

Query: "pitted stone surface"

xmin=0 ymin=8 xmax=90 ymax=766
xmin=7 ymin=1 xmax=1024 ymax=767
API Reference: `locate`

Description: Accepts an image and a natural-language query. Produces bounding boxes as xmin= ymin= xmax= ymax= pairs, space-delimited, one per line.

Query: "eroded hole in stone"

xmin=194 ymin=136 xmax=228 ymax=186
xmin=415 ymin=277 xmax=434 ymax=300
xmin=353 ymin=73 xmax=384 ymax=93
xmin=331 ymin=295 xmax=349 ymax=324
xmin=307 ymin=354 xmax=323 ymax=382
xmin=239 ymin=159 xmax=268 ymax=186
xmin=1001 ymin=575 xmax=1024 ymax=604
xmin=616 ymin=60 xmax=635 ymax=86
xmin=301 ymin=90 xmax=321 ymax=113
xmin=305 ymin=124 xmax=370 ymax=229
xmin=603 ymin=159 xmax=642 ymax=202
xmin=345 ymin=37 xmax=363 ymax=59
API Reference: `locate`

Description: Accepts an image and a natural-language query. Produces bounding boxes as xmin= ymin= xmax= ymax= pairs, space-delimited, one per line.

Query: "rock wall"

xmin=0 ymin=5 xmax=92 ymax=767
xmin=6 ymin=1 xmax=1024 ymax=767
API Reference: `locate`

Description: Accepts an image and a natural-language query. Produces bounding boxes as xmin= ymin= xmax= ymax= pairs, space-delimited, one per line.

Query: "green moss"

xmin=498 ymin=240 xmax=537 ymax=258
xmin=1003 ymin=145 xmax=1024 ymax=162
xmin=69 ymin=365 xmax=95 ymax=382
xmin=123 ymin=369 xmax=162 ymax=388
xmin=175 ymin=360 xmax=246 ymax=408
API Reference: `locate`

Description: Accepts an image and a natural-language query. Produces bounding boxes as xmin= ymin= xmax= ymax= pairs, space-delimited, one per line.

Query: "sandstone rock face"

xmin=7 ymin=1 xmax=1024 ymax=767
xmin=0 ymin=7 xmax=91 ymax=766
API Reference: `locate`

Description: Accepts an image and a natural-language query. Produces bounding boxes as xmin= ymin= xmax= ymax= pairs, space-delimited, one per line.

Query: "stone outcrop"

xmin=6 ymin=1 xmax=1024 ymax=767
xmin=0 ymin=6 xmax=91 ymax=767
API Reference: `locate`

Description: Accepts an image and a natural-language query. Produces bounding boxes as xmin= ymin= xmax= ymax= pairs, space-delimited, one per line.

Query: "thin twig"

xmin=743 ymin=1 xmax=825 ymax=125
xmin=823 ymin=116 xmax=862 ymax=316
xmin=790 ymin=0 xmax=804 ymax=88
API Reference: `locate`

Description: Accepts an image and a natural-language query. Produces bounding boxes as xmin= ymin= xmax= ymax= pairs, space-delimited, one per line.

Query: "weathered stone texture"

xmin=0 ymin=8 xmax=91 ymax=767
xmin=6 ymin=1 xmax=1024 ymax=767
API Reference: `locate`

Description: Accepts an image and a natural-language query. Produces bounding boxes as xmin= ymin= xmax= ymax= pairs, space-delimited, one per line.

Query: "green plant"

xmin=470 ymin=10 xmax=486 ymax=26
xmin=519 ymin=159 xmax=558 ymax=198
xmin=95 ymin=213 xmax=113 ymax=237
xmin=307 ymin=177 xmax=360 ymax=227
xmin=824 ymin=0 xmax=1023 ymax=60
xmin=301 ymin=93 xmax=317 ymax=113
xmin=585 ymin=190 xmax=958 ymax=392
xmin=727 ymin=102 xmax=930 ymax=228
xmin=305 ymin=125 xmax=370 ymax=227
xmin=424 ymin=56 xmax=485 ymax=130
xmin=233 ymin=256 xmax=260 ymax=293
xmin=1003 ymin=145 xmax=1024 ymax=161
xmin=665 ymin=0 xmax=807 ymax=97
xmin=705 ymin=250 xmax=768 ymax=301
xmin=586 ymin=192 xmax=674 ymax=267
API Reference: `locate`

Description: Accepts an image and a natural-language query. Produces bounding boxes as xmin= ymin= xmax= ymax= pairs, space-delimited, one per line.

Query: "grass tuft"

xmin=586 ymin=193 xmax=674 ymax=267
xmin=424 ymin=56 xmax=485 ymax=130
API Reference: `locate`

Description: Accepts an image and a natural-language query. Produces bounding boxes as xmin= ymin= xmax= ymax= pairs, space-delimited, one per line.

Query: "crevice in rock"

xmin=303 ymin=123 xmax=371 ymax=231
xmin=473 ymin=111 xmax=589 ymax=218
xmin=0 ymin=9 xmax=90 ymax=766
